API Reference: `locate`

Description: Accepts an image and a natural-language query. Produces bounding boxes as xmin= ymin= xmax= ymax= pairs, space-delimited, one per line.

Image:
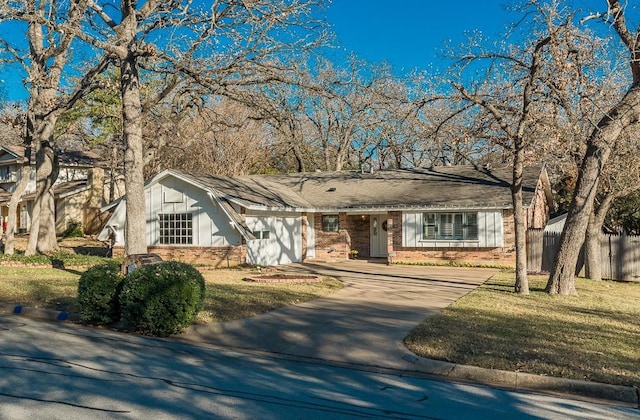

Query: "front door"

xmin=370 ymin=214 xmax=388 ymax=258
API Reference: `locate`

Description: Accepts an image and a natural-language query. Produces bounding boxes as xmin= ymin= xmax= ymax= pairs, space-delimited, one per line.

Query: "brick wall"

xmin=345 ymin=214 xmax=370 ymax=257
xmin=111 ymin=245 xmax=244 ymax=268
xmin=502 ymin=209 xmax=516 ymax=250
xmin=390 ymin=211 xmax=402 ymax=250
xmin=313 ymin=212 xmax=350 ymax=260
xmin=389 ymin=209 xmax=517 ymax=265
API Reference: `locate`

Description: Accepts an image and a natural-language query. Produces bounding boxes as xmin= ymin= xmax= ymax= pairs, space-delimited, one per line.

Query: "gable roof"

xmin=0 ymin=145 xmax=26 ymax=164
xmin=160 ymin=164 xmax=549 ymax=212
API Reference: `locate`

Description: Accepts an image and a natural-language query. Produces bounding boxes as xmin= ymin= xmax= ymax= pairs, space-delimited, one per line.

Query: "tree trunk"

xmin=121 ymin=52 xmax=148 ymax=256
xmin=334 ymin=126 xmax=354 ymax=172
xmin=4 ymin=166 xmax=31 ymax=255
xmin=38 ymin=144 xmax=60 ymax=254
xmin=584 ymin=214 xmax=602 ymax=281
xmin=109 ymin=142 xmax=117 ymax=203
xmin=545 ymin=145 xmax=606 ymax=294
xmin=25 ymin=140 xmax=43 ymax=256
xmin=585 ymin=194 xmax=614 ymax=281
xmin=25 ymin=142 xmax=60 ymax=256
xmin=512 ymin=152 xmax=529 ymax=294
xmin=546 ymin=85 xmax=640 ymax=294
xmin=288 ymin=127 xmax=306 ymax=173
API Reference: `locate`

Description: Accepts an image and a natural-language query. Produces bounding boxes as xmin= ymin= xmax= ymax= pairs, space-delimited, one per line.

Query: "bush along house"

xmin=98 ymin=164 xmax=553 ymax=267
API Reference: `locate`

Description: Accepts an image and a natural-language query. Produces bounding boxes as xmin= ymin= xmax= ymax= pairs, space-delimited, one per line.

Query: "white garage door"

xmin=246 ymin=213 xmax=302 ymax=266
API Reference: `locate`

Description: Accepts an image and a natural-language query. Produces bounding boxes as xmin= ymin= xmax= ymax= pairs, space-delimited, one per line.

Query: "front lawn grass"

xmin=0 ymin=265 xmax=342 ymax=323
xmin=0 ymin=267 xmax=81 ymax=312
xmin=195 ymin=268 xmax=343 ymax=322
xmin=404 ymin=271 xmax=640 ymax=387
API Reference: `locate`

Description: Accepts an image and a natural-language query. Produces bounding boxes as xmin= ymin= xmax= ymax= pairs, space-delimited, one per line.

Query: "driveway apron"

xmin=182 ymin=261 xmax=497 ymax=370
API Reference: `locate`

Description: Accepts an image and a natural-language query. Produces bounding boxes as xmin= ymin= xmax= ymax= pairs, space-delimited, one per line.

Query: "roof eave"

xmin=57 ymin=185 xmax=91 ymax=199
xmin=243 ymin=203 xmax=512 ymax=213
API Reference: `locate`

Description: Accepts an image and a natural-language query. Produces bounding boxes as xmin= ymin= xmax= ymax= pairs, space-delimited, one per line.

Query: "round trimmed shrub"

xmin=77 ymin=261 xmax=124 ymax=325
xmin=119 ymin=261 xmax=205 ymax=336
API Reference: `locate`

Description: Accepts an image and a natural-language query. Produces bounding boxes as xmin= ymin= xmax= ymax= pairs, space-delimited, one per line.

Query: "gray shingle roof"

xmin=174 ymin=164 xmax=545 ymax=212
xmin=21 ymin=180 xmax=89 ymax=201
xmin=181 ymin=172 xmax=313 ymax=209
xmin=0 ymin=146 xmax=104 ymax=167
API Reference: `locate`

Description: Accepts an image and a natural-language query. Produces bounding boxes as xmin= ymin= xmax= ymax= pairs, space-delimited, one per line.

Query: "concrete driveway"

xmin=182 ymin=261 xmax=496 ymax=370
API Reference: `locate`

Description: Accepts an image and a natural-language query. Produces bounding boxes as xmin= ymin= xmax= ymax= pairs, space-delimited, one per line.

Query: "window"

xmin=0 ymin=166 xmax=11 ymax=182
xmin=322 ymin=214 xmax=339 ymax=232
xmin=159 ymin=213 xmax=193 ymax=244
xmin=253 ymin=230 xmax=270 ymax=239
xmin=422 ymin=212 xmax=478 ymax=240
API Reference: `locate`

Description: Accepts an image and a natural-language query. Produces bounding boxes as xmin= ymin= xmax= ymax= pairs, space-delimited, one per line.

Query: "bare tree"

xmin=411 ymin=80 xmax=498 ymax=168
xmin=0 ymin=0 xmax=108 ymax=255
xmin=447 ymin=2 xmax=591 ymax=295
xmin=0 ymin=104 xmax=24 ymax=145
xmin=546 ymin=0 xmax=640 ymax=294
xmin=146 ymin=99 xmax=272 ymax=176
xmin=74 ymin=0 xmax=327 ymax=255
xmin=584 ymin=129 xmax=640 ymax=280
xmin=297 ymin=59 xmax=411 ymax=172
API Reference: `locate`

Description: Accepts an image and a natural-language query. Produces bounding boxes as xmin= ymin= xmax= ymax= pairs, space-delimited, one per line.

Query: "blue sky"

xmin=325 ymin=0 xmax=620 ymax=77
xmin=0 ymin=2 xmax=518 ymax=101
xmin=326 ymin=1 xmax=514 ymax=75
xmin=0 ymin=1 xmax=618 ymax=101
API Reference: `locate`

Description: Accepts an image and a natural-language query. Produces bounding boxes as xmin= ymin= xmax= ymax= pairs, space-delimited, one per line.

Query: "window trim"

xmin=421 ymin=212 xmax=479 ymax=241
xmin=252 ymin=230 xmax=271 ymax=240
xmin=322 ymin=214 xmax=340 ymax=233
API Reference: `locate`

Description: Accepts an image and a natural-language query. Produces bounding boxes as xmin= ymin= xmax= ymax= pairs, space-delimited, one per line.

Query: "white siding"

xmin=246 ymin=210 xmax=302 ymax=266
xmin=478 ymin=211 xmax=503 ymax=247
xmin=306 ymin=213 xmax=316 ymax=258
xmin=98 ymin=201 xmax=126 ymax=245
xmin=146 ymin=177 xmax=240 ymax=247
xmin=99 ymin=176 xmax=242 ymax=248
xmin=402 ymin=210 xmax=503 ymax=248
xmin=402 ymin=212 xmax=421 ymax=247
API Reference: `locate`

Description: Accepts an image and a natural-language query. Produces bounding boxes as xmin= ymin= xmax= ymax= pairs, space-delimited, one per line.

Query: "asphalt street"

xmin=0 ymin=316 xmax=637 ymax=419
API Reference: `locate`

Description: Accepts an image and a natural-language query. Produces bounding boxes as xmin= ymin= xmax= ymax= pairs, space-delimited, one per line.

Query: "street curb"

xmin=407 ymin=353 xmax=639 ymax=407
xmin=0 ymin=303 xmax=79 ymax=322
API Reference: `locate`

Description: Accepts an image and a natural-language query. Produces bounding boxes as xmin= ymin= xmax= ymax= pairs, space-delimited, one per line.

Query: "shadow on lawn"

xmin=406 ymin=303 xmax=639 ymax=387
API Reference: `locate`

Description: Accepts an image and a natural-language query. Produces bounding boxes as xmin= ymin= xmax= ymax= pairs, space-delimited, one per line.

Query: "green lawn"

xmin=0 ymin=266 xmax=81 ymax=312
xmin=194 ymin=268 xmax=343 ymax=323
xmin=0 ymin=265 xmax=343 ymax=322
xmin=404 ymin=272 xmax=640 ymax=387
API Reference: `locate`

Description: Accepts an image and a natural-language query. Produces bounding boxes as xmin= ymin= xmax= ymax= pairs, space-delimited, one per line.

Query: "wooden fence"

xmin=527 ymin=229 xmax=640 ymax=281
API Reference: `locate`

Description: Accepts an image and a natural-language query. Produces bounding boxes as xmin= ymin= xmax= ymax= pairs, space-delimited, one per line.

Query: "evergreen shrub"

xmin=119 ymin=261 xmax=205 ymax=336
xmin=77 ymin=261 xmax=124 ymax=325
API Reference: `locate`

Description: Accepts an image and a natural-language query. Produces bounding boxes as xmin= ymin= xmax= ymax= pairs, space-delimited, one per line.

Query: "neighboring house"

xmin=544 ymin=213 xmax=567 ymax=234
xmin=0 ymin=145 xmax=120 ymax=235
xmin=99 ymin=164 xmax=553 ymax=267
